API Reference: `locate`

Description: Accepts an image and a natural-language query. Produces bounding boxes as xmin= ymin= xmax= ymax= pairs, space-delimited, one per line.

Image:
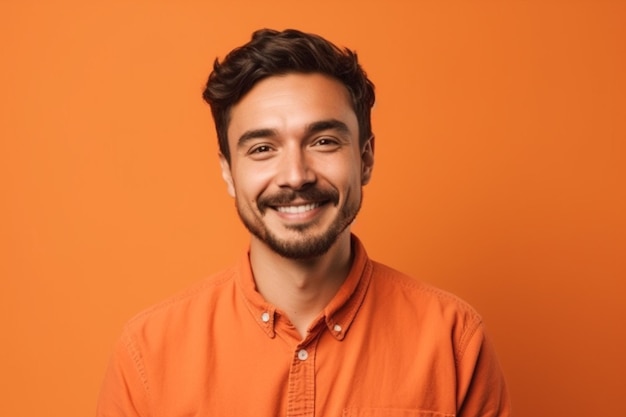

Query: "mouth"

xmin=274 ymin=202 xmax=323 ymax=214
xmin=258 ymin=187 xmax=339 ymax=216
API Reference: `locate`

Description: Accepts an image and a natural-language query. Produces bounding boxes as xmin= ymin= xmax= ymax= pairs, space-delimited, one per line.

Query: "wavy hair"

xmin=202 ymin=28 xmax=376 ymax=162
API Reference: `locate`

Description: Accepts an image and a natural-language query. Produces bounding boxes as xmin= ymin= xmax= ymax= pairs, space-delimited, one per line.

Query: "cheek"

xmin=233 ymin=169 xmax=274 ymax=199
xmin=329 ymin=162 xmax=362 ymax=186
xmin=316 ymin=154 xmax=354 ymax=178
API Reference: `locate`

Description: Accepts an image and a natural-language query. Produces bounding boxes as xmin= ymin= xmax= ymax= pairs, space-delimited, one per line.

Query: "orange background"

xmin=1 ymin=1 xmax=625 ymax=416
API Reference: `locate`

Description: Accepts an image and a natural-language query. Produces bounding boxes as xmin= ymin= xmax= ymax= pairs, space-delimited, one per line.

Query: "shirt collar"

xmin=235 ymin=234 xmax=373 ymax=341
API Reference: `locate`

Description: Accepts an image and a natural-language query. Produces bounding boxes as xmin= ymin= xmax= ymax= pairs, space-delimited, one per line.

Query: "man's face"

xmin=220 ymin=73 xmax=374 ymax=259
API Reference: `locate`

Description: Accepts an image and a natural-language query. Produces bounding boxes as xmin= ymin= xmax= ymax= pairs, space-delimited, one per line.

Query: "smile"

xmin=275 ymin=202 xmax=322 ymax=214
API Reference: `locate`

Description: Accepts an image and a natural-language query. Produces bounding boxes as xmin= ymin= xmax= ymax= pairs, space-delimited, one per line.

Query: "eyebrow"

xmin=306 ymin=119 xmax=350 ymax=137
xmin=236 ymin=119 xmax=351 ymax=148
xmin=237 ymin=128 xmax=278 ymax=147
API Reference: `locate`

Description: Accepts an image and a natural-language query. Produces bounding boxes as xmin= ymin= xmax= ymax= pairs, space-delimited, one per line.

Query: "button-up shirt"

xmin=97 ymin=235 xmax=510 ymax=416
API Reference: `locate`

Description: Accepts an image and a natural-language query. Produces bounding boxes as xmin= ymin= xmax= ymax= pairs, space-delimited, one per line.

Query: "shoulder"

xmin=370 ymin=261 xmax=479 ymax=312
xmin=123 ymin=265 xmax=237 ymax=337
xmin=367 ymin=260 xmax=484 ymax=348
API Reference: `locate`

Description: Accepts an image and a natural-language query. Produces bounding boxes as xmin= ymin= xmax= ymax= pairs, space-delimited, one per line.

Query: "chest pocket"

xmin=343 ymin=409 xmax=455 ymax=417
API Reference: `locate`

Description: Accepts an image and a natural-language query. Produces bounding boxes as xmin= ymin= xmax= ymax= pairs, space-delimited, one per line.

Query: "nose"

xmin=276 ymin=148 xmax=316 ymax=190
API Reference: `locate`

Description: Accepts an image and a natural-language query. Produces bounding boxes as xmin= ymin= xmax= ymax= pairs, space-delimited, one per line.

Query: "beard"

xmin=236 ymin=186 xmax=362 ymax=260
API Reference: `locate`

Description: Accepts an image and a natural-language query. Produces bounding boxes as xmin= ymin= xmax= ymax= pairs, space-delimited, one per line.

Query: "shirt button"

xmin=297 ymin=349 xmax=309 ymax=361
xmin=261 ymin=312 xmax=270 ymax=323
xmin=333 ymin=324 xmax=342 ymax=332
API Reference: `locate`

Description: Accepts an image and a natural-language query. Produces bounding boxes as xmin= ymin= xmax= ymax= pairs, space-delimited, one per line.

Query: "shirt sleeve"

xmin=456 ymin=324 xmax=512 ymax=416
xmin=96 ymin=328 xmax=150 ymax=417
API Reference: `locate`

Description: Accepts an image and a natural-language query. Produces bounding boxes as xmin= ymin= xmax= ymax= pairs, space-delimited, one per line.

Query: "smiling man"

xmin=97 ymin=29 xmax=511 ymax=417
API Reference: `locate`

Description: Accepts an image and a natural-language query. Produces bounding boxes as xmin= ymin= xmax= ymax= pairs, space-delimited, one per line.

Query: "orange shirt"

xmin=97 ymin=236 xmax=510 ymax=416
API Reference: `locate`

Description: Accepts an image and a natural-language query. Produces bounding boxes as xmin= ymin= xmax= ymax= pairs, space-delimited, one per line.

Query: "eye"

xmin=245 ymin=143 xmax=276 ymax=160
xmin=250 ymin=145 xmax=272 ymax=154
xmin=312 ymin=137 xmax=341 ymax=148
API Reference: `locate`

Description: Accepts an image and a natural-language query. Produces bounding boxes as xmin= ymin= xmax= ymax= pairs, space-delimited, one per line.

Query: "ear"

xmin=360 ymin=135 xmax=375 ymax=185
xmin=218 ymin=153 xmax=236 ymax=198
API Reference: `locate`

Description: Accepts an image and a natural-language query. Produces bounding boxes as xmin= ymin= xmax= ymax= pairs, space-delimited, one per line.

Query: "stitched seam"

xmin=370 ymin=262 xmax=484 ymax=366
xmin=371 ymin=262 xmax=480 ymax=318
xmin=339 ymin=259 xmax=374 ymax=332
xmin=122 ymin=328 xmax=151 ymax=413
xmin=455 ymin=314 xmax=482 ymax=366
xmin=126 ymin=271 xmax=235 ymax=325
xmin=343 ymin=408 xmax=455 ymax=417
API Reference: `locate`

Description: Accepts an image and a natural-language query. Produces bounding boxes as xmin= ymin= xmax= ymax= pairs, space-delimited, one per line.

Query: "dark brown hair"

xmin=202 ymin=28 xmax=376 ymax=162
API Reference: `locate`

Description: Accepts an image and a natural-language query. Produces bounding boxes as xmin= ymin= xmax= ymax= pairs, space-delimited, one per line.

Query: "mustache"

xmin=257 ymin=187 xmax=339 ymax=213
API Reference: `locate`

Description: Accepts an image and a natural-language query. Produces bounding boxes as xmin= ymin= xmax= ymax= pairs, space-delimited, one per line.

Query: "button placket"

xmin=286 ymin=336 xmax=320 ymax=417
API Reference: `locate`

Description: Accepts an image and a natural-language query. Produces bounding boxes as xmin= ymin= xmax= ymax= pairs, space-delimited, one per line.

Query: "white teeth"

xmin=276 ymin=203 xmax=320 ymax=214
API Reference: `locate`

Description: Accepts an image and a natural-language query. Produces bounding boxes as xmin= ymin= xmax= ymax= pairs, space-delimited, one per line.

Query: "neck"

xmin=249 ymin=231 xmax=353 ymax=339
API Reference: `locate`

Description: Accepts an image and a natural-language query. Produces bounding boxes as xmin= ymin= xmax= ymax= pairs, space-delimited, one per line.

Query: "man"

xmin=97 ymin=29 xmax=511 ymax=416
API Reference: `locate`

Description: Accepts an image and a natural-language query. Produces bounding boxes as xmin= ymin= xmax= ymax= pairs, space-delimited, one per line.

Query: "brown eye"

xmin=312 ymin=137 xmax=342 ymax=151
xmin=250 ymin=145 xmax=272 ymax=154
xmin=314 ymin=137 xmax=338 ymax=146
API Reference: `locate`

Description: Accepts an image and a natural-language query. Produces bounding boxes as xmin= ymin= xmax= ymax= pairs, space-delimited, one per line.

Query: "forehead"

xmin=227 ymin=73 xmax=357 ymax=143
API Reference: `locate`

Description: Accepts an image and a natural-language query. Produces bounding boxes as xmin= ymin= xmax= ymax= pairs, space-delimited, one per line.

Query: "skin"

xmin=219 ymin=73 xmax=374 ymax=338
